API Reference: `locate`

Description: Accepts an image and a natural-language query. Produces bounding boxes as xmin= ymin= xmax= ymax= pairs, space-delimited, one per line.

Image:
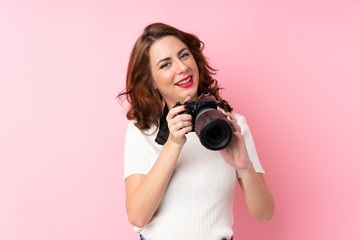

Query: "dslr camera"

xmin=174 ymin=93 xmax=233 ymax=151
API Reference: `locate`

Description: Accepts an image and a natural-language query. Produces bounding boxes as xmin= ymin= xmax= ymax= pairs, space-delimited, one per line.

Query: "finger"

xmin=168 ymin=121 xmax=193 ymax=139
xmin=174 ymin=120 xmax=193 ymax=130
xmin=217 ymin=106 xmax=233 ymax=119
xmin=168 ymin=114 xmax=192 ymax=128
xmin=183 ymin=95 xmax=192 ymax=103
xmin=167 ymin=105 xmax=187 ymax=120
xmin=174 ymin=113 xmax=192 ymax=122
xmin=217 ymin=107 xmax=241 ymax=132
xmin=178 ymin=126 xmax=193 ymax=135
xmin=228 ymin=116 xmax=241 ymax=132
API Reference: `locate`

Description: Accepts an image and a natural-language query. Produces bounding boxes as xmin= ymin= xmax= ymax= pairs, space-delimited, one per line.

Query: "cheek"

xmin=153 ymin=73 xmax=173 ymax=89
xmin=161 ymin=72 xmax=174 ymax=84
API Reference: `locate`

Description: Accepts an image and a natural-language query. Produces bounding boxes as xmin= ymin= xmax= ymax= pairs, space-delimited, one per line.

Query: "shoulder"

xmin=232 ymin=112 xmax=245 ymax=121
xmin=232 ymin=112 xmax=252 ymax=136
xmin=125 ymin=120 xmax=159 ymax=143
xmin=232 ymin=112 xmax=247 ymax=126
xmin=126 ymin=120 xmax=158 ymax=135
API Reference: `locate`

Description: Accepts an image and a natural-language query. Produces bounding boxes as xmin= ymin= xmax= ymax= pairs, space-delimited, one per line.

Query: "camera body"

xmin=174 ymin=94 xmax=233 ymax=151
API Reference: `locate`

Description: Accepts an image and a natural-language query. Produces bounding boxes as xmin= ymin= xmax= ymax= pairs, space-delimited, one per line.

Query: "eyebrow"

xmin=156 ymin=47 xmax=188 ymax=66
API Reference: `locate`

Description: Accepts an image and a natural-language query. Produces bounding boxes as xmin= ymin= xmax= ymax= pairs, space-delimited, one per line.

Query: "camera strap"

xmin=218 ymin=100 xmax=233 ymax=113
xmin=155 ymin=106 xmax=169 ymax=145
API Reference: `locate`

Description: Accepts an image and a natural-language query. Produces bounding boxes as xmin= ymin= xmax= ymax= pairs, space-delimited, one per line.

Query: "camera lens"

xmin=195 ymin=109 xmax=233 ymax=150
xmin=207 ymin=124 xmax=225 ymax=145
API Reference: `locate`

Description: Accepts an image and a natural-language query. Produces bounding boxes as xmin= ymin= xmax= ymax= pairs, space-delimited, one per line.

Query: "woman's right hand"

xmin=166 ymin=96 xmax=193 ymax=147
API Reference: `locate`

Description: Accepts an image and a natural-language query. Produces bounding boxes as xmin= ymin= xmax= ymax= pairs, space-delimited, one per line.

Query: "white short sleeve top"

xmin=124 ymin=113 xmax=264 ymax=240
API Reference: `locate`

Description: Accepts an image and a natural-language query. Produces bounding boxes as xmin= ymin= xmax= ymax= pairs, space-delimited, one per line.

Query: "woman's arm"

xmin=125 ymin=102 xmax=193 ymax=228
xmin=237 ymin=166 xmax=275 ymax=223
xmin=218 ymin=107 xmax=275 ymax=223
xmin=125 ymin=140 xmax=183 ymax=228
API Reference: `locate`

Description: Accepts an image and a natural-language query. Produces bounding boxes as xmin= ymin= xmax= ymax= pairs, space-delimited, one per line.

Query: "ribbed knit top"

xmin=124 ymin=113 xmax=264 ymax=240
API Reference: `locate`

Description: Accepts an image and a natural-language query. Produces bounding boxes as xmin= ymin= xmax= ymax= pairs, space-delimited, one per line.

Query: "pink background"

xmin=1 ymin=0 xmax=359 ymax=239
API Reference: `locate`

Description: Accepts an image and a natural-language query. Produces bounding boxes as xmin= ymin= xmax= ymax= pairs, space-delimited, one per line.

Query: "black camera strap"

xmin=155 ymin=106 xmax=169 ymax=145
xmin=218 ymin=100 xmax=233 ymax=113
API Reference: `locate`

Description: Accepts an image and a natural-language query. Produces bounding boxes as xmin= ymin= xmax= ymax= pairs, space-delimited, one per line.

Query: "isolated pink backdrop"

xmin=1 ymin=0 xmax=359 ymax=240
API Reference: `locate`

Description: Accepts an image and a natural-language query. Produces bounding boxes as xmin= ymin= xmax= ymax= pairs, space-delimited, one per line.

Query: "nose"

xmin=174 ymin=59 xmax=188 ymax=74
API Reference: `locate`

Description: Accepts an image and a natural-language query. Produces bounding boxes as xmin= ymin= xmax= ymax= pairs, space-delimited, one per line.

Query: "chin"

xmin=187 ymin=87 xmax=198 ymax=98
xmin=184 ymin=92 xmax=197 ymax=102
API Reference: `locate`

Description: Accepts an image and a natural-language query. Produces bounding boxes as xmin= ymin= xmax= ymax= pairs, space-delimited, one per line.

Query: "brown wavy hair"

xmin=117 ymin=22 xmax=222 ymax=131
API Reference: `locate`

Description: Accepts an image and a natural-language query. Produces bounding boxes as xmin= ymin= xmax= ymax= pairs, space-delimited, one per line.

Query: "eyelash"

xmin=180 ymin=52 xmax=189 ymax=59
xmin=160 ymin=63 xmax=169 ymax=69
xmin=159 ymin=52 xmax=190 ymax=69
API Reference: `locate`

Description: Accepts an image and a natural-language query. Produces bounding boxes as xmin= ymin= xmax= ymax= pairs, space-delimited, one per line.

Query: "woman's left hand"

xmin=218 ymin=108 xmax=275 ymax=223
xmin=217 ymin=107 xmax=251 ymax=171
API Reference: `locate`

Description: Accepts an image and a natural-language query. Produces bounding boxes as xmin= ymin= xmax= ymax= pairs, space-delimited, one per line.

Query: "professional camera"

xmin=174 ymin=93 xmax=233 ymax=151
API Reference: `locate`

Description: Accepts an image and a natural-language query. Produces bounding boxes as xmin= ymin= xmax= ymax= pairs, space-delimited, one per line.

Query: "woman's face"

xmin=149 ymin=35 xmax=199 ymax=108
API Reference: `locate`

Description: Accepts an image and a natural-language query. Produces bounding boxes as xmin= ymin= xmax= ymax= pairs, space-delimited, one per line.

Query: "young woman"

xmin=118 ymin=22 xmax=274 ymax=240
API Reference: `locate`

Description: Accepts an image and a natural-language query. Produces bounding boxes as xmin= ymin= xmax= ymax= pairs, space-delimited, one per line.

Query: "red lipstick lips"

xmin=175 ymin=75 xmax=193 ymax=88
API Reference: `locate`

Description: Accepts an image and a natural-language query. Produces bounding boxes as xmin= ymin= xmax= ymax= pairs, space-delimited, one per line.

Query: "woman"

xmin=118 ymin=23 xmax=274 ymax=240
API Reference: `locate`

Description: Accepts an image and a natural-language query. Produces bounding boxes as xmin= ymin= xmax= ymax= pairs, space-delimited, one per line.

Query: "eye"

xmin=180 ymin=52 xmax=189 ymax=59
xmin=160 ymin=62 xmax=170 ymax=69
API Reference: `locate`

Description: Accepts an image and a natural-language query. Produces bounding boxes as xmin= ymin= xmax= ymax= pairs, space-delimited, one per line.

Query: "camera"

xmin=174 ymin=94 xmax=233 ymax=151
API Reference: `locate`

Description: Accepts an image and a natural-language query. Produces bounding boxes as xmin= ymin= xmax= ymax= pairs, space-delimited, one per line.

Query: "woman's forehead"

xmin=149 ymin=36 xmax=187 ymax=59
